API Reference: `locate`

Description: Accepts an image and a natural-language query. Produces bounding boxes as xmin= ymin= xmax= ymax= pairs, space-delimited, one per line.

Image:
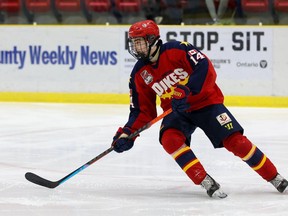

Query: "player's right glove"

xmin=112 ymin=127 xmax=135 ymax=153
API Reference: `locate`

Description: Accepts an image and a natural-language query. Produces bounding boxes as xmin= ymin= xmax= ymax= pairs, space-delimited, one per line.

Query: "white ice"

xmin=0 ymin=103 xmax=287 ymax=216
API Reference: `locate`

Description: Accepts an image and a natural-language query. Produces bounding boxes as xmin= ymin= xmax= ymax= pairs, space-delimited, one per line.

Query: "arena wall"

xmin=0 ymin=25 xmax=287 ymax=107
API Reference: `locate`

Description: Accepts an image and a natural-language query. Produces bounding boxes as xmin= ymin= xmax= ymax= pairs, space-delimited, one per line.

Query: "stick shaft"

xmin=58 ymin=146 xmax=114 ymax=185
xmin=59 ymin=108 xmax=172 ymax=184
xmin=127 ymin=108 xmax=172 ymax=139
xmin=26 ymin=108 xmax=172 ymax=188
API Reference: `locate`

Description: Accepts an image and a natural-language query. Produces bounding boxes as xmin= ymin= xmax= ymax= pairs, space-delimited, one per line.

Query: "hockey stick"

xmin=25 ymin=108 xmax=172 ymax=189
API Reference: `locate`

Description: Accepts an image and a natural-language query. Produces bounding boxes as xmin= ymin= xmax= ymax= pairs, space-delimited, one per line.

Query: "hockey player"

xmin=112 ymin=20 xmax=288 ymax=198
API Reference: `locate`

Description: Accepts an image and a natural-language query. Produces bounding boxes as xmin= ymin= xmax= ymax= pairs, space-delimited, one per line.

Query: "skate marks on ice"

xmin=0 ymin=103 xmax=287 ymax=216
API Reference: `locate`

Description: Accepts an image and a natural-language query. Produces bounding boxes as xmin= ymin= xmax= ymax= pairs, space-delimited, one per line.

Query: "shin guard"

xmin=223 ymin=132 xmax=277 ymax=181
xmin=161 ymin=129 xmax=207 ymax=184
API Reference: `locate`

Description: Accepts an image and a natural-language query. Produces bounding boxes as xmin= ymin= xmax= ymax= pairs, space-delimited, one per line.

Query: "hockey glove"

xmin=112 ymin=127 xmax=135 ymax=153
xmin=171 ymin=85 xmax=191 ymax=112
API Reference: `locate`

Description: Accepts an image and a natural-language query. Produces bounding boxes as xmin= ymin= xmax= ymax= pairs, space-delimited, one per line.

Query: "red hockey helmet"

xmin=128 ymin=20 xmax=161 ymax=60
xmin=128 ymin=20 xmax=160 ymax=41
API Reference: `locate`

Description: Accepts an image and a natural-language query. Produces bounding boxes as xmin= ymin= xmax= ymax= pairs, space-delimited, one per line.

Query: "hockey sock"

xmin=223 ymin=132 xmax=277 ymax=181
xmin=161 ymin=129 xmax=207 ymax=184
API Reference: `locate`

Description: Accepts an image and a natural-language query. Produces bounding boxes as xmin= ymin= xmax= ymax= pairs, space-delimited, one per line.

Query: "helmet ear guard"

xmin=146 ymin=34 xmax=159 ymax=46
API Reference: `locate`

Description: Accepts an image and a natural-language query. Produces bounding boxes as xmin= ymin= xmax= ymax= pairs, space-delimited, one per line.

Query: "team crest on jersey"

xmin=216 ymin=113 xmax=232 ymax=126
xmin=140 ymin=70 xmax=153 ymax=84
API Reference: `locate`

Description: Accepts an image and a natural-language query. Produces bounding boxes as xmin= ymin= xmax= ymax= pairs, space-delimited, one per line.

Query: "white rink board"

xmin=0 ymin=26 xmax=287 ymax=96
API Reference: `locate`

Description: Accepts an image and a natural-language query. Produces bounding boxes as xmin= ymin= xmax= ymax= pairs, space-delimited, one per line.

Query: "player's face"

xmin=131 ymin=37 xmax=148 ymax=56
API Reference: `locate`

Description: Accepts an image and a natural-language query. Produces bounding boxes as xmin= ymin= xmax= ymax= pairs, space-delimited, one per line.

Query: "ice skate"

xmin=270 ymin=173 xmax=288 ymax=193
xmin=200 ymin=174 xmax=228 ymax=198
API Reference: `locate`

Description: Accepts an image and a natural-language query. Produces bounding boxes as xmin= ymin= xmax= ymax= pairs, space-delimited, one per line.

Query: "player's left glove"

xmin=112 ymin=127 xmax=135 ymax=153
xmin=171 ymin=85 xmax=192 ymax=112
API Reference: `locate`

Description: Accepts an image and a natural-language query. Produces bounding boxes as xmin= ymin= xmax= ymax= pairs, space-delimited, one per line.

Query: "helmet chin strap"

xmin=148 ymin=39 xmax=162 ymax=62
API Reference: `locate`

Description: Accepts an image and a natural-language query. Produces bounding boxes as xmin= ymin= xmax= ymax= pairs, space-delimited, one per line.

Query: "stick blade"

xmin=25 ymin=172 xmax=59 ymax=189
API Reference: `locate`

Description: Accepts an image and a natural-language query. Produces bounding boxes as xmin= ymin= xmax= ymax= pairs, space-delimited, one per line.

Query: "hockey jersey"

xmin=124 ymin=40 xmax=224 ymax=132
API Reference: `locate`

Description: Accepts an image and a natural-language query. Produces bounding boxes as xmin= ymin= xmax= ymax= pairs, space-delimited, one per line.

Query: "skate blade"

xmin=212 ymin=189 xmax=228 ymax=199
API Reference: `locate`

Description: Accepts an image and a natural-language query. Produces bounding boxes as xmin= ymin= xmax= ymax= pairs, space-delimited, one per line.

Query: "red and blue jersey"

xmin=125 ymin=40 xmax=224 ymax=132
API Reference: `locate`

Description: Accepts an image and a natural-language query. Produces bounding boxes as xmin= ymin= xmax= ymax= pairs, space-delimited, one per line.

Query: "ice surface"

xmin=0 ymin=103 xmax=287 ymax=216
